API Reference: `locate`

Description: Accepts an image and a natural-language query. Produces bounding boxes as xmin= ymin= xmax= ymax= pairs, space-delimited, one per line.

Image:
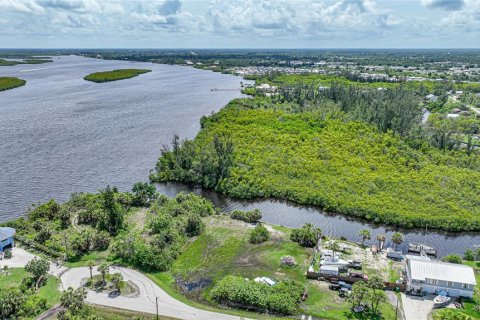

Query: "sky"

xmin=0 ymin=0 xmax=479 ymax=48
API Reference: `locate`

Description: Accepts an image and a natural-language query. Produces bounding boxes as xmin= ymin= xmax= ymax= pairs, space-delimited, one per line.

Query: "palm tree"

xmin=97 ymin=263 xmax=110 ymax=286
xmin=60 ymin=287 xmax=87 ymax=316
xmin=391 ymin=232 xmax=403 ymax=251
xmin=87 ymin=260 xmax=95 ymax=285
xmin=111 ymin=272 xmax=123 ymax=293
xmin=376 ymin=234 xmax=386 ymax=251
xmin=359 ymin=229 xmax=371 ymax=247
xmin=329 ymin=240 xmax=341 ymax=258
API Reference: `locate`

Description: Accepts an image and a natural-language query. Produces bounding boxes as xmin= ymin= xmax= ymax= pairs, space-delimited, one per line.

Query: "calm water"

xmin=0 ymin=55 xmax=249 ymax=219
xmin=156 ymin=183 xmax=480 ymax=257
xmin=1 ymin=56 xmax=479 ymax=257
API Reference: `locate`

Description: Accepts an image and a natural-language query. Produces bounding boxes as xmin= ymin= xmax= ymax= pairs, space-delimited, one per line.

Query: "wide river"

xmin=1 ymin=56 xmax=479 ymax=257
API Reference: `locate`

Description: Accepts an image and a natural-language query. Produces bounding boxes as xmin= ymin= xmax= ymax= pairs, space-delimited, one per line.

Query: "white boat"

xmin=433 ymin=291 xmax=451 ymax=309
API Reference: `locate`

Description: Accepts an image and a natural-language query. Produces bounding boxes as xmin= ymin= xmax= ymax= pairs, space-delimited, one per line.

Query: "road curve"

xmin=60 ymin=266 xmax=245 ymax=320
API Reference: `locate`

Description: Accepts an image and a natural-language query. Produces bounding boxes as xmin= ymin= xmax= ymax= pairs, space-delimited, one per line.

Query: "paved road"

xmin=61 ymin=266 xmax=245 ymax=320
xmin=0 ymin=247 xmax=67 ymax=277
xmin=401 ymin=293 xmax=434 ymax=320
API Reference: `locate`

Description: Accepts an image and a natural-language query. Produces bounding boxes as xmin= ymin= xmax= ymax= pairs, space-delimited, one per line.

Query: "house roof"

xmin=407 ymin=256 xmax=476 ymax=285
xmin=0 ymin=227 xmax=15 ymax=241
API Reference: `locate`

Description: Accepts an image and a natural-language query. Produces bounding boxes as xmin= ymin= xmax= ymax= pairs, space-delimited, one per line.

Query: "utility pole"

xmin=156 ymin=296 xmax=159 ymax=320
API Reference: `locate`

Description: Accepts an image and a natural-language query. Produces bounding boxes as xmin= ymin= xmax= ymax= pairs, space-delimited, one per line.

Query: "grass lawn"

xmin=0 ymin=76 xmax=26 ymax=91
xmin=84 ymin=69 xmax=151 ymax=83
xmin=151 ymin=215 xmax=396 ymax=319
xmin=0 ymin=267 xmax=61 ymax=307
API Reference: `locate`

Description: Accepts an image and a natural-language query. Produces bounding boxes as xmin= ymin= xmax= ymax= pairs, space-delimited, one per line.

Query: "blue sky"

xmin=0 ymin=0 xmax=479 ymax=48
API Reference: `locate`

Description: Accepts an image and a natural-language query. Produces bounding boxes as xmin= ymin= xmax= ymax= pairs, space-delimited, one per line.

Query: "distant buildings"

xmin=405 ymin=255 xmax=476 ymax=298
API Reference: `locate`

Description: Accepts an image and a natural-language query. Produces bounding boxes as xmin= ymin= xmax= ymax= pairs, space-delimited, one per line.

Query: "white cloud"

xmin=421 ymin=0 xmax=465 ymax=11
xmin=0 ymin=0 xmax=44 ymax=13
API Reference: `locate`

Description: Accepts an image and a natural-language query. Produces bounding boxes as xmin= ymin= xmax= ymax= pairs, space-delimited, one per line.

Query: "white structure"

xmin=405 ymin=255 xmax=476 ymax=298
xmin=320 ymin=265 xmax=339 ymax=276
xmin=386 ymin=247 xmax=402 ymax=260
xmin=425 ymin=94 xmax=438 ymax=102
xmin=254 ymin=277 xmax=276 ymax=286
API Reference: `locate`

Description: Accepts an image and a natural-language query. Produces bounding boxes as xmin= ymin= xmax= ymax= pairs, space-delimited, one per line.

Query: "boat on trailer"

xmin=433 ymin=291 xmax=451 ymax=309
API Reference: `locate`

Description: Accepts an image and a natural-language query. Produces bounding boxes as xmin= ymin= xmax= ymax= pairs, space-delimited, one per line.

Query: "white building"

xmin=405 ymin=255 xmax=476 ymax=298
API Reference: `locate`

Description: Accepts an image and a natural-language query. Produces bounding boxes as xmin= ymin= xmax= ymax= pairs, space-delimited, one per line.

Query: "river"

xmin=0 ymin=55 xmax=250 ymax=219
xmin=1 ymin=55 xmax=479 ymax=257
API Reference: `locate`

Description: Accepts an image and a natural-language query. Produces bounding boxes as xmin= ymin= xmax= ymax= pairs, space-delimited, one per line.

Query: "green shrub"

xmin=464 ymin=249 xmax=475 ymax=261
xmin=249 ymin=224 xmax=270 ymax=244
xmin=290 ymin=223 xmax=321 ymax=248
xmin=230 ymin=209 xmax=262 ymax=223
xmin=210 ymin=275 xmax=304 ymax=315
xmin=441 ymin=254 xmax=463 ymax=264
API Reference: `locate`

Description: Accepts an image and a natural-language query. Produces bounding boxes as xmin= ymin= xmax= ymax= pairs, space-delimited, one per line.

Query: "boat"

xmin=408 ymin=243 xmax=437 ymax=256
xmin=433 ymin=291 xmax=451 ymax=309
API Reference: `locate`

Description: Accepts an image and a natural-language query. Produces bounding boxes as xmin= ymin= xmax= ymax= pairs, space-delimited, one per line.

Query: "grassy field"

xmin=150 ymin=215 xmax=396 ymax=319
xmin=0 ymin=76 xmax=26 ymax=91
xmin=84 ymin=69 xmax=151 ymax=83
xmin=0 ymin=267 xmax=61 ymax=307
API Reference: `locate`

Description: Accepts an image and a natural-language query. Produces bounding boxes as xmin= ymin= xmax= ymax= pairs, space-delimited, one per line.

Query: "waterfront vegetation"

xmin=0 ymin=77 xmax=26 ymax=91
xmin=151 ymin=78 xmax=480 ymax=231
xmin=84 ymin=69 xmax=151 ymax=83
xmin=0 ymin=58 xmax=52 ymax=66
xmin=2 ymin=191 xmax=397 ymax=319
xmin=0 ymin=267 xmax=61 ymax=319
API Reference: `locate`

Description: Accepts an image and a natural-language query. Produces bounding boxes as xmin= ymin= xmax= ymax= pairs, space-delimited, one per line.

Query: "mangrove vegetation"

xmin=84 ymin=69 xmax=151 ymax=83
xmin=0 ymin=77 xmax=26 ymax=91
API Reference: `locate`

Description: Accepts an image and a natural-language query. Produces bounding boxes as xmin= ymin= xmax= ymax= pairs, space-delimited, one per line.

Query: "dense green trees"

xmin=210 ymin=275 xmax=304 ymax=315
xmin=83 ymin=69 xmax=151 ymax=83
xmin=25 ymin=258 xmax=50 ymax=291
xmin=0 ymin=77 xmax=26 ymax=91
xmin=112 ymin=192 xmax=213 ymax=271
xmin=152 ymin=97 xmax=480 ymax=231
xmin=59 ymin=287 xmax=87 ymax=319
xmin=290 ymin=224 xmax=321 ymax=248
xmin=442 ymin=254 xmax=463 ymax=264
xmin=230 ymin=209 xmax=262 ymax=223
xmin=132 ymin=182 xmax=158 ymax=206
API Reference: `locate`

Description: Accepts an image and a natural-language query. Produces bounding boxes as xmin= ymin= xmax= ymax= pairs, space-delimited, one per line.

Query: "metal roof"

xmin=407 ymin=256 xmax=476 ymax=285
xmin=0 ymin=227 xmax=15 ymax=241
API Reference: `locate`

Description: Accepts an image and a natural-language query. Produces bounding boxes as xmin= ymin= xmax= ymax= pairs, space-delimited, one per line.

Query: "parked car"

xmin=338 ymin=281 xmax=352 ymax=290
xmin=349 ymin=272 xmax=368 ymax=280
xmin=329 ymin=277 xmax=339 ymax=284
xmin=329 ymin=284 xmax=341 ymax=291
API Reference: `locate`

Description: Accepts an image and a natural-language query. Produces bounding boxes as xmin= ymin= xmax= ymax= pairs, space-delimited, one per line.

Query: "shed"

xmin=0 ymin=227 xmax=15 ymax=252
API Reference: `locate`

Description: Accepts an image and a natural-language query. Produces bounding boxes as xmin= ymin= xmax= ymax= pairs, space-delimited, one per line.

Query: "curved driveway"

xmin=61 ymin=266 xmax=245 ymax=320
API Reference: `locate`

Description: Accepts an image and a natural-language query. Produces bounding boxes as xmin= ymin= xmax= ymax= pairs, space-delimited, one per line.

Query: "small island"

xmin=83 ymin=69 xmax=151 ymax=83
xmin=0 ymin=77 xmax=26 ymax=91
xmin=0 ymin=58 xmax=53 ymax=66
